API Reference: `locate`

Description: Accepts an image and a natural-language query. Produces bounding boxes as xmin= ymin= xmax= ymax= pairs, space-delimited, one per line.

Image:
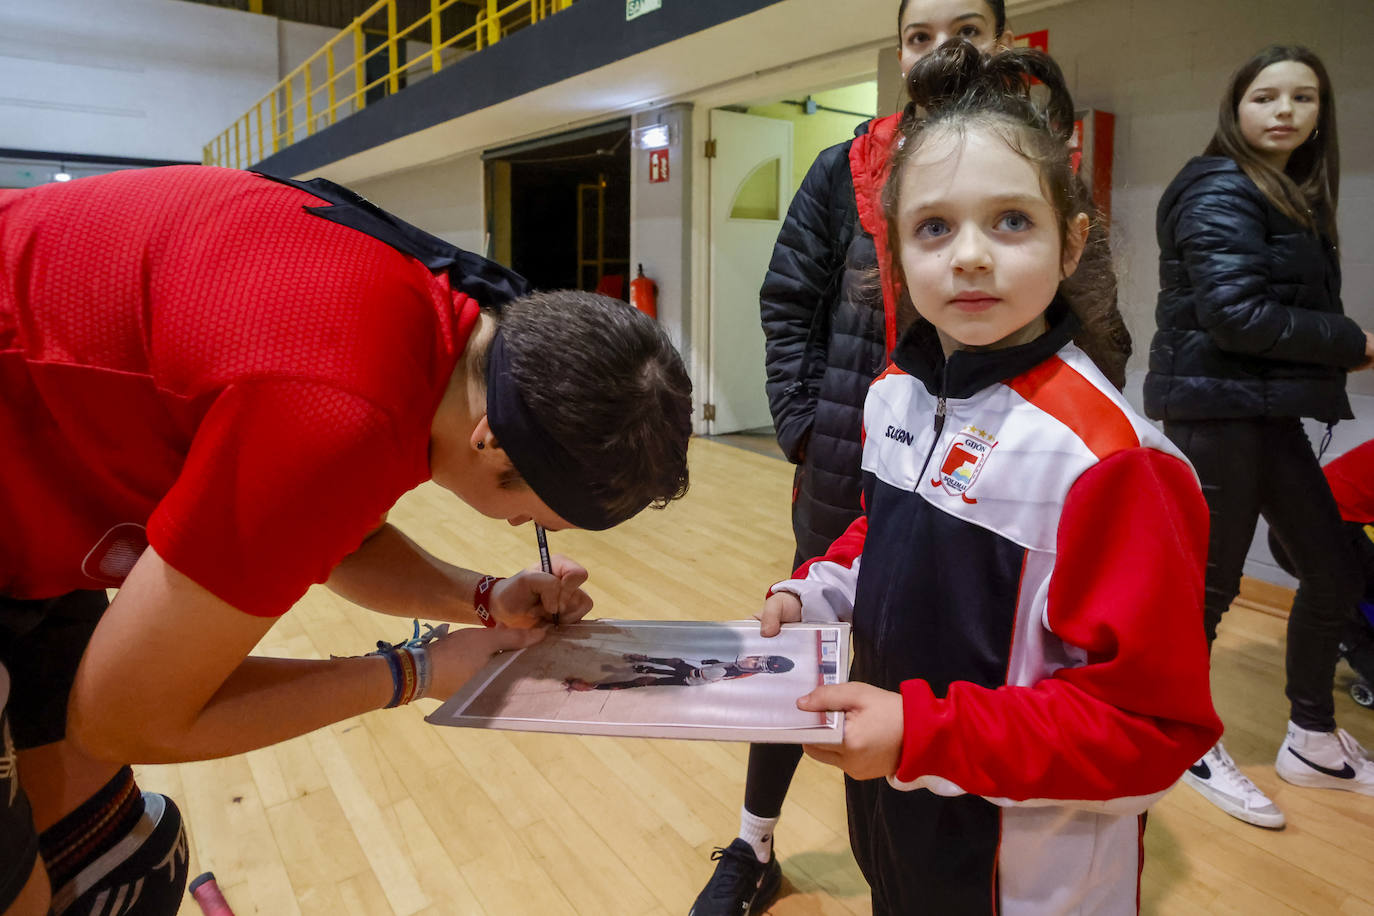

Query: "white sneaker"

xmin=1275 ymin=721 xmax=1374 ymax=796
xmin=1180 ymin=741 xmax=1286 ymax=828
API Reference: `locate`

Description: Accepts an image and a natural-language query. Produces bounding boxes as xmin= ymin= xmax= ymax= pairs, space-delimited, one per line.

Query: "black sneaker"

xmin=688 ymin=837 xmax=781 ymax=916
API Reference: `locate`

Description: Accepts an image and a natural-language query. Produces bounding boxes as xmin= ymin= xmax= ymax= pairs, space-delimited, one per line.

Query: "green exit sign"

xmin=627 ymin=0 xmax=662 ymax=21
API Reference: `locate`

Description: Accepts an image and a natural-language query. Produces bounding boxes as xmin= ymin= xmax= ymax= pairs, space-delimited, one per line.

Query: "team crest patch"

xmin=930 ymin=426 xmax=997 ymax=503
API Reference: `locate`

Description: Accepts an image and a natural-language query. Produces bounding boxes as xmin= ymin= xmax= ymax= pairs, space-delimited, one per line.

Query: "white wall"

xmin=0 ymin=0 xmax=280 ymax=162
xmin=344 ymin=151 xmax=486 ymax=257
xmin=631 ymin=104 xmax=696 ymax=378
xmin=1012 ymin=0 xmax=1374 ymax=585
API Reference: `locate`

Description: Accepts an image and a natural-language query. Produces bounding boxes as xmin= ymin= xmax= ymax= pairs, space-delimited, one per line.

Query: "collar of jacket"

xmin=891 ymin=297 xmax=1081 ymax=400
xmin=851 ymin=112 xmax=905 ymax=354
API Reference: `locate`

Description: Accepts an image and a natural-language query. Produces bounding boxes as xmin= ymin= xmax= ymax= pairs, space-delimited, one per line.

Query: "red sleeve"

xmin=148 ymin=380 xmax=420 ymax=617
xmin=793 ymin=510 xmax=868 ymax=579
xmin=895 ymin=448 xmax=1223 ymax=801
xmin=1325 ymin=440 xmax=1374 ymax=524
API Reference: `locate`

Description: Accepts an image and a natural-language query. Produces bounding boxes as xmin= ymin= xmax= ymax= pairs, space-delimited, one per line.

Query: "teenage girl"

xmin=769 ymin=42 xmax=1223 ymax=914
xmin=1146 ymin=45 xmax=1374 ymax=829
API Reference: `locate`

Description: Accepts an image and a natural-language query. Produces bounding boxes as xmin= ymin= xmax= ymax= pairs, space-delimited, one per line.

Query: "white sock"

xmin=738 ymin=807 xmax=778 ymax=864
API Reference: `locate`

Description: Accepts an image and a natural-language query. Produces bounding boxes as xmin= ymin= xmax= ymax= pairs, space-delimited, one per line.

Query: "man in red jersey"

xmin=0 ymin=167 xmax=692 ymax=915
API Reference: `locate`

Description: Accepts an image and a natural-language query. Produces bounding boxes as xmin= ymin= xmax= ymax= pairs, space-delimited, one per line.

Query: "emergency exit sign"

xmin=627 ymin=0 xmax=661 ymax=21
xmin=649 ymin=149 xmax=670 ymax=183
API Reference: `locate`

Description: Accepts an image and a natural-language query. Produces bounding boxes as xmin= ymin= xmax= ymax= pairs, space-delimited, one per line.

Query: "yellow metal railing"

xmin=204 ymin=0 xmax=576 ymax=168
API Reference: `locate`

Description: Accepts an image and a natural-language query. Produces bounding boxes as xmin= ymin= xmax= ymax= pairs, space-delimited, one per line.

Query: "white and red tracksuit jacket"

xmin=775 ymin=306 xmax=1223 ymax=915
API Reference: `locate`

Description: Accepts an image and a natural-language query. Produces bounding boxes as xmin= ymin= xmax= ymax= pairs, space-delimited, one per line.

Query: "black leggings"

xmin=1165 ymin=417 xmax=1363 ymax=731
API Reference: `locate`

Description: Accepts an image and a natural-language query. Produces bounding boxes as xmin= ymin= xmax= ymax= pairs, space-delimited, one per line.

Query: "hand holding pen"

xmin=485 ymin=533 xmax=593 ymax=628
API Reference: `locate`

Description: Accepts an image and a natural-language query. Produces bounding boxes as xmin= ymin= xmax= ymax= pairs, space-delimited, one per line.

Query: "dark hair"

xmin=494 ymin=290 xmax=692 ymax=522
xmin=1205 ymin=44 xmax=1339 ymax=243
xmin=763 ymin=656 xmax=795 ymax=673
xmin=898 ymin=0 xmax=1007 ymax=36
xmin=883 ymin=39 xmax=1126 ymax=384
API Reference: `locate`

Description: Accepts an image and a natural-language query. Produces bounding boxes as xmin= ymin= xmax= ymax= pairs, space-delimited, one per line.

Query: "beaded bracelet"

xmin=473 ymin=575 xmax=504 ymax=628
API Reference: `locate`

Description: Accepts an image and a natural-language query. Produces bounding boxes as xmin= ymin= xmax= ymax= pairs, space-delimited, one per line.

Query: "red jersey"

xmin=0 ymin=166 xmax=480 ymax=616
xmin=1325 ymin=439 xmax=1374 ymax=525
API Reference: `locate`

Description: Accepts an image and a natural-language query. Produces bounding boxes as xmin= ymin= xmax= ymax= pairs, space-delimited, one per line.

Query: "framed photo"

xmin=426 ymin=620 xmax=849 ymax=744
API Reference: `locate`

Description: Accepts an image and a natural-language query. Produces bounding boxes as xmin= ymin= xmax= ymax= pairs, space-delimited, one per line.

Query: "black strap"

xmin=252 ymin=171 xmax=529 ymax=308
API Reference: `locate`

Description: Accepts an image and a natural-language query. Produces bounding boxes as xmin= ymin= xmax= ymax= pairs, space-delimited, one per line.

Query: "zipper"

xmin=918 ymin=364 xmax=950 ymax=481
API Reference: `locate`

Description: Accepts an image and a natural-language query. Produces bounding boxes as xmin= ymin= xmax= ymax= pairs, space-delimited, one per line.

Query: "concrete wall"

xmin=345 ymin=152 xmax=486 ymax=256
xmin=630 ymin=104 xmax=696 ymax=367
xmin=0 ymin=0 xmax=279 ymax=162
xmin=1013 ymin=0 xmax=1374 ymax=585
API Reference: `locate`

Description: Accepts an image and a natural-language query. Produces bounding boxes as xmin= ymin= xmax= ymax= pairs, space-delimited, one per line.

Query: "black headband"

xmin=485 ymin=330 xmax=629 ymax=531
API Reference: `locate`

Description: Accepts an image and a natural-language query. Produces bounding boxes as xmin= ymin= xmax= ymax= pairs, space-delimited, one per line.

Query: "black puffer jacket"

xmin=761 ymin=120 xmax=890 ymax=564
xmin=1145 ymin=156 xmax=1365 ymax=423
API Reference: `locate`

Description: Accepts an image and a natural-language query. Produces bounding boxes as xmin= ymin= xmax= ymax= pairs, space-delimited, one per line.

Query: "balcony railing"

xmin=204 ymin=0 xmax=575 ymax=168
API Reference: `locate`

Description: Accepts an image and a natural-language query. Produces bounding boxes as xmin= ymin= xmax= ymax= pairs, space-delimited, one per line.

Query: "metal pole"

xmin=430 ymin=0 xmax=443 ymax=73
xmin=387 ymin=0 xmax=400 ymax=95
xmin=354 ymin=26 xmax=367 ymax=110
xmin=486 ymin=0 xmax=500 ymax=46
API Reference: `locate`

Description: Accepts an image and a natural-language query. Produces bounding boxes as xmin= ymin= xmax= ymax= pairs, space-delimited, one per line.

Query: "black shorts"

xmin=0 ymin=591 xmax=107 ymax=910
xmin=0 ymin=590 xmax=109 ymax=750
xmin=0 ymin=663 xmax=40 ymax=911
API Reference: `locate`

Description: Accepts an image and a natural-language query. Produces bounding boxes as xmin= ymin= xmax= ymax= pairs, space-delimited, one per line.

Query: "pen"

xmin=535 ymin=523 xmax=557 ymax=625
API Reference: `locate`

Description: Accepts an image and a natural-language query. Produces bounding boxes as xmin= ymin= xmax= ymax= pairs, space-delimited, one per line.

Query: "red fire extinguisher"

xmin=630 ymin=263 xmax=658 ymax=319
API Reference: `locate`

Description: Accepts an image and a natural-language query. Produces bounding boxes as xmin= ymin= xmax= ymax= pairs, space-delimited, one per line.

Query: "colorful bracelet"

xmin=473 ymin=575 xmax=504 ymax=628
xmin=406 ymin=645 xmax=432 ymax=700
xmin=381 ymin=649 xmax=406 ymax=708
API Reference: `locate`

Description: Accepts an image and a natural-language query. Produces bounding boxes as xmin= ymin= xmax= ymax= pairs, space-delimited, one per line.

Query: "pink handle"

xmin=189 ymin=872 xmax=235 ymax=916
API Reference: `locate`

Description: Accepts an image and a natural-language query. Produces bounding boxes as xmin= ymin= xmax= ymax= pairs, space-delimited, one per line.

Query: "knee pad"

xmin=47 ymin=790 xmax=189 ymax=916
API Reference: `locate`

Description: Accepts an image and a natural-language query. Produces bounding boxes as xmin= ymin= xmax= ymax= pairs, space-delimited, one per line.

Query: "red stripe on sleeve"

xmin=895 ymin=449 xmax=1222 ymax=801
xmin=1007 ymin=357 xmax=1138 ymax=460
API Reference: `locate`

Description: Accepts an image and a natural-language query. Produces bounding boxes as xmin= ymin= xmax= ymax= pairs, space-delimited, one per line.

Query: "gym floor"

xmin=136 ymin=438 xmax=1374 ymax=915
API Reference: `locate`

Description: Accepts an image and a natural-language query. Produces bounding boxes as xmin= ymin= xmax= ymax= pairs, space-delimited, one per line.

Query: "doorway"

xmin=484 ymin=122 xmax=631 ymax=298
xmin=704 ymin=80 xmax=877 ymax=436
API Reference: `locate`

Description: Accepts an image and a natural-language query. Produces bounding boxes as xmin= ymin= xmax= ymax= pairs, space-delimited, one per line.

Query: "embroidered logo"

xmin=885 ymin=425 xmax=915 ymax=446
xmin=930 ymin=426 xmax=997 ymax=503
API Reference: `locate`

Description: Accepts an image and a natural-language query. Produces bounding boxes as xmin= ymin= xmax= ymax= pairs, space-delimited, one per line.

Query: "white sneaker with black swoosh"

xmin=1181 ymin=741 xmax=1286 ymax=828
xmin=1275 ymin=720 xmax=1374 ymax=796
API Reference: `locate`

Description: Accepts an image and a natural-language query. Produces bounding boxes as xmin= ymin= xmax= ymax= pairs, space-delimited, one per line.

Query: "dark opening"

xmin=486 ymin=126 xmax=631 ymax=297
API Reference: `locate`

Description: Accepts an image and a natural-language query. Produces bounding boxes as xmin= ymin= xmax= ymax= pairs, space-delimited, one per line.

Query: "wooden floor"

xmin=135 ymin=438 xmax=1374 ymax=915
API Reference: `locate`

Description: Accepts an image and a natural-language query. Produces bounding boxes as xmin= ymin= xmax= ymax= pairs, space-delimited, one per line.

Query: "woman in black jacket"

xmin=1146 ymin=45 xmax=1374 ymax=831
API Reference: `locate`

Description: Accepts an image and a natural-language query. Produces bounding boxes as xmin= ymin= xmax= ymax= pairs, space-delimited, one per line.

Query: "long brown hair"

xmin=1206 ymin=44 xmax=1340 ymax=243
xmin=883 ymin=40 xmax=1125 ymax=385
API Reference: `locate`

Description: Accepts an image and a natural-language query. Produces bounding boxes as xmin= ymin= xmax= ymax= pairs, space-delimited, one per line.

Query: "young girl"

xmin=1146 ymin=45 xmax=1374 ymax=828
xmin=763 ymin=43 xmax=1223 ymax=914
xmin=693 ymin=4 xmax=1016 ymax=913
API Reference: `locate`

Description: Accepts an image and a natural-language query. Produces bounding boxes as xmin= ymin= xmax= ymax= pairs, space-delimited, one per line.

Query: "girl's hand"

xmin=798 ymin=683 xmax=905 ymax=780
xmin=427 ymin=626 xmax=547 ymax=700
xmin=491 ymin=554 xmax=592 ymax=627
xmin=757 ymin=590 xmax=803 ymax=637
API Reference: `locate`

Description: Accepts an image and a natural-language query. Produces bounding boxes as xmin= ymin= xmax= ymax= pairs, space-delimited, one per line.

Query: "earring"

xmin=476 ymin=442 xmax=485 ymax=451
